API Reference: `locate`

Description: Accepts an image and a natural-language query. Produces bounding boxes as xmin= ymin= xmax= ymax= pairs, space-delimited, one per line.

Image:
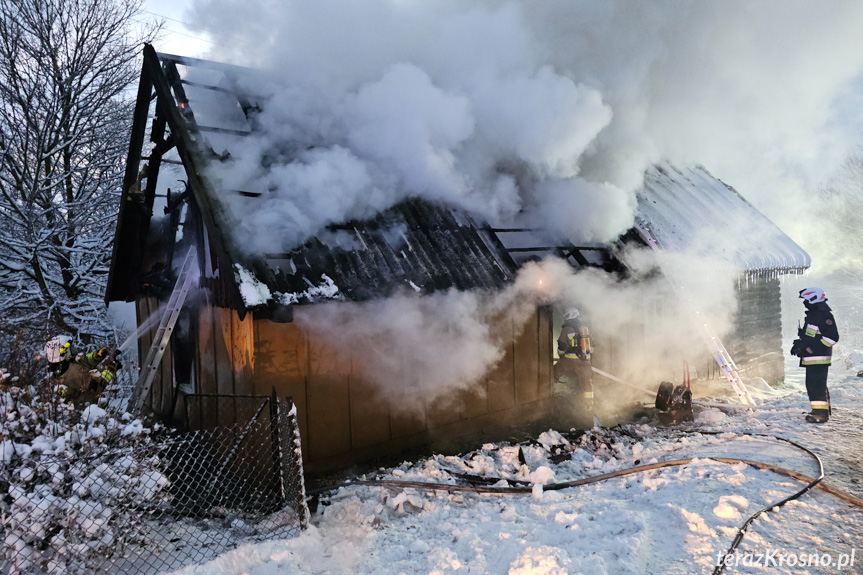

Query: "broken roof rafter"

xmin=160 ymin=51 xmax=262 ymax=123
xmin=148 ymin=45 xmax=257 ymax=313
xmin=196 ymin=125 xmax=252 ymax=137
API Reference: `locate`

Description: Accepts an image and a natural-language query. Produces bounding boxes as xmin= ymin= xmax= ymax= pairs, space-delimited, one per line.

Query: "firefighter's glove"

xmin=789 ymin=339 xmax=804 ymax=357
xmin=84 ymin=347 xmax=109 ymax=366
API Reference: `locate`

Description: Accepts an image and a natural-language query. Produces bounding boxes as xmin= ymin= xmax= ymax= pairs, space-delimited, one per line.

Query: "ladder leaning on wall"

xmin=129 ymin=246 xmax=199 ymax=415
xmin=633 ymin=219 xmax=756 ymax=407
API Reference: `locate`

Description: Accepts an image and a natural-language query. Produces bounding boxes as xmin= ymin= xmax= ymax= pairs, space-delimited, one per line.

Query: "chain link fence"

xmin=1 ymin=394 xmax=308 ymax=574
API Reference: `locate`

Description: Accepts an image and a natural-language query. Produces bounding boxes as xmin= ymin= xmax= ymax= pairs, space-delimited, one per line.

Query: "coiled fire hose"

xmin=310 ymin=431 xmax=863 ymax=573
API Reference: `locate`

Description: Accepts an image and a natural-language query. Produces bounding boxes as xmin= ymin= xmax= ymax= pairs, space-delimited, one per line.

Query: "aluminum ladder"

xmin=129 ymin=246 xmax=198 ymax=414
xmin=633 ymin=219 xmax=756 ymax=406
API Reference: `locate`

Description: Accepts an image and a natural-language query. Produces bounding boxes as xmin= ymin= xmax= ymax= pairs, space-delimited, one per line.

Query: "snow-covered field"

xmin=167 ymin=359 xmax=863 ymax=574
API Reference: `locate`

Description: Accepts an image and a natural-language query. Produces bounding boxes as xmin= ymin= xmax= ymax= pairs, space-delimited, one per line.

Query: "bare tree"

xmin=818 ymin=154 xmax=863 ymax=300
xmin=0 ymin=0 xmax=158 ymax=343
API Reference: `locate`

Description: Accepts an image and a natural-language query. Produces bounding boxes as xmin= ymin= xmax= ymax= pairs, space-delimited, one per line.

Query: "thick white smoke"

xmin=193 ymin=1 xmax=631 ymax=253
xmin=191 ymin=0 xmax=863 ymax=254
xmin=183 ymin=0 xmax=863 ymax=403
xmin=293 ymin=255 xmax=736 ymax=410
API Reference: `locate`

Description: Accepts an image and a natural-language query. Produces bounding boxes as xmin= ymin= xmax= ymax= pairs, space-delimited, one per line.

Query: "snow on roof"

xmin=636 ymin=164 xmax=810 ymax=274
xmin=234 ymin=264 xmax=272 ymax=307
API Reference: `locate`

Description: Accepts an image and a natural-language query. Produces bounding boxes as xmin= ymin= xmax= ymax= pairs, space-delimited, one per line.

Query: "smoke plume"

xmin=181 ymin=0 xmax=863 ymax=404
xmin=293 ymin=255 xmax=737 ymax=409
xmin=190 ymin=0 xmax=863 ymax=254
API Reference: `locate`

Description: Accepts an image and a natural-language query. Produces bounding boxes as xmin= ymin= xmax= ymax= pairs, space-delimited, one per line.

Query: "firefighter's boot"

xmin=805 ymin=410 xmax=829 ymax=423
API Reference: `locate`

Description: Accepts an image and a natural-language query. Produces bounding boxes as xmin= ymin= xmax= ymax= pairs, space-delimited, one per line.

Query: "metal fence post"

xmin=269 ymin=387 xmax=286 ymax=510
xmin=283 ymin=395 xmax=310 ymax=529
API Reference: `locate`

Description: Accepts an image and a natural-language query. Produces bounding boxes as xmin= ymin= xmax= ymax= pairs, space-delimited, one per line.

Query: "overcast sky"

xmin=143 ymin=0 xmax=210 ymax=56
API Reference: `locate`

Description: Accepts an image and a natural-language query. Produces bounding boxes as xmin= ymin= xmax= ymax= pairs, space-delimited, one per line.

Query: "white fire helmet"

xmin=45 ymin=335 xmax=73 ymax=363
xmin=563 ymin=307 xmax=580 ymax=320
xmin=798 ymin=288 xmax=826 ymax=304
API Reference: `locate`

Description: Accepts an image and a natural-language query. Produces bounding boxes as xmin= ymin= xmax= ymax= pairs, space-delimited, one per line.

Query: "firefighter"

xmin=44 ymin=335 xmax=120 ymax=409
xmin=554 ymin=307 xmax=594 ymax=416
xmin=789 ymin=288 xmax=839 ymax=423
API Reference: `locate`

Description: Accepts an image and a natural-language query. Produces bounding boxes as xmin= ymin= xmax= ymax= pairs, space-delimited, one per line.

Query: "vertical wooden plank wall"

xmin=196 ymin=305 xmax=218 ymax=396
xmin=514 ymin=312 xmax=541 ymax=404
xmin=733 ymin=278 xmax=784 ymax=385
xmin=487 ymin=314 xmax=516 ymax=413
xmin=305 ymin=333 xmax=352 ymax=460
xmin=348 ymin=358 xmax=391 ymax=450
xmin=537 ymin=306 xmax=553 ymax=399
xmin=196 ymin=306 xmax=255 ymax=426
xmin=253 ymin=320 xmax=309 ymax=449
xmin=230 ymin=310 xmax=255 ymax=395
xmin=251 ymin=305 xmax=554 ymax=471
xmin=389 ymin=343 xmax=428 ymax=437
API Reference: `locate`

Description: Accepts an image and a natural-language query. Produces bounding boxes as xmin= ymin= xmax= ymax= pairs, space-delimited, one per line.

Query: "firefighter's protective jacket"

xmin=51 ymin=347 xmax=114 ymax=408
xmin=798 ymin=301 xmax=839 ymax=366
xmin=557 ymin=319 xmax=590 ymax=361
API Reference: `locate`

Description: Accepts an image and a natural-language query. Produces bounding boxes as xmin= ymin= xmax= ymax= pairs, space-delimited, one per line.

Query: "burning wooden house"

xmin=107 ymin=46 xmax=809 ymax=475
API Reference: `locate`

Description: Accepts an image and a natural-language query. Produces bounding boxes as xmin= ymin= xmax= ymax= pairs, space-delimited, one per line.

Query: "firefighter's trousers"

xmin=554 ymin=357 xmax=593 ymax=402
xmin=805 ymin=364 xmax=831 ymax=414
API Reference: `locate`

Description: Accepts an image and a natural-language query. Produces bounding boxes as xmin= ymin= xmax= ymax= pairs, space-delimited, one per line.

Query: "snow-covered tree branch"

xmin=0 ymin=0 xmax=159 ymax=344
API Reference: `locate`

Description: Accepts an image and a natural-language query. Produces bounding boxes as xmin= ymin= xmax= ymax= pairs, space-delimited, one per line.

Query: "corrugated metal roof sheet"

xmin=265 ymin=199 xmax=516 ymax=304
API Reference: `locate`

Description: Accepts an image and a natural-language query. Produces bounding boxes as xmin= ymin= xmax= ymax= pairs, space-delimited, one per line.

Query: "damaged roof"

xmin=108 ymin=47 xmax=805 ymax=318
xmin=252 ymin=198 xmax=517 ymax=305
xmin=107 ymin=47 xmax=573 ymax=315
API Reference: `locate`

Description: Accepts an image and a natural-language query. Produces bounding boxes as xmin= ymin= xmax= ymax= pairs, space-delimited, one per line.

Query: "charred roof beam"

xmin=141 ymin=44 xmax=247 ymax=313
xmin=105 ymin=50 xmax=157 ymax=303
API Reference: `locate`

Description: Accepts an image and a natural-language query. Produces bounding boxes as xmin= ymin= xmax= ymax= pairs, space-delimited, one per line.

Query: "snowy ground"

xmin=166 ymin=358 xmax=863 ymax=575
xmin=163 ymin=275 xmax=863 ymax=575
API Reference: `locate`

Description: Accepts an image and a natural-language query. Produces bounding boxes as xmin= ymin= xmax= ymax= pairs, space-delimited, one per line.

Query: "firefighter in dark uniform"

xmin=44 ymin=335 xmax=120 ymax=409
xmin=555 ymin=307 xmax=594 ymax=417
xmin=790 ymin=288 xmax=839 ymax=423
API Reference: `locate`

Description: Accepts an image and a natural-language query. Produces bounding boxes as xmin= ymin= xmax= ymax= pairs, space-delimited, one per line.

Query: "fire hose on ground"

xmin=310 ymin=432 xmax=863 ymax=574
